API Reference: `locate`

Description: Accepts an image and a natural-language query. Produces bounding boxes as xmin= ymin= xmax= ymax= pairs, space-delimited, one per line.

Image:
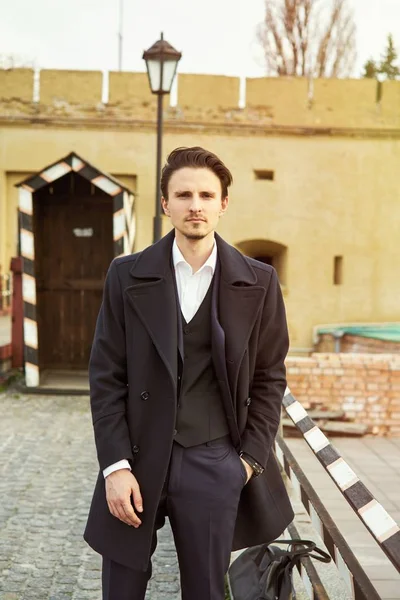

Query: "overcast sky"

xmin=1 ymin=0 xmax=400 ymax=78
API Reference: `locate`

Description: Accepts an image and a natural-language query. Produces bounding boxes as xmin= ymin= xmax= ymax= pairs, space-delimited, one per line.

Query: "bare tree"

xmin=257 ymin=0 xmax=356 ymax=78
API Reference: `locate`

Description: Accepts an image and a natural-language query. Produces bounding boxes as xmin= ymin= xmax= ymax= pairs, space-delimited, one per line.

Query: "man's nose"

xmin=189 ymin=194 xmax=202 ymax=212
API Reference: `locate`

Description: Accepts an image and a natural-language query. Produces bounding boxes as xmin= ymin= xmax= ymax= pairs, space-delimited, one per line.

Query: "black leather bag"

xmin=227 ymin=539 xmax=331 ymax=600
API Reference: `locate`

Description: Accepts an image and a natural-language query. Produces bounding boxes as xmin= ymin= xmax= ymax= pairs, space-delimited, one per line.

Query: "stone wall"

xmin=40 ymin=70 xmax=102 ymax=105
xmin=0 ymin=69 xmax=33 ymax=101
xmin=286 ymin=353 xmax=400 ymax=435
xmin=2 ymin=69 xmax=400 ymax=352
xmin=178 ymin=74 xmax=240 ymax=109
xmin=108 ymin=72 xmax=154 ymax=107
xmin=2 ymin=68 xmax=400 ymax=129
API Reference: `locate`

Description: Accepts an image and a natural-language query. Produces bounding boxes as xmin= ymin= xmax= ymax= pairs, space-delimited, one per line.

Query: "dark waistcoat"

xmin=174 ymin=277 xmax=229 ymax=447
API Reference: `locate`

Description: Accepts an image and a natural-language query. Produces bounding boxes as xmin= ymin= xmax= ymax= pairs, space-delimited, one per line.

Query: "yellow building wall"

xmin=311 ymin=78 xmax=379 ymax=127
xmin=108 ymin=72 xmax=155 ymax=106
xmin=380 ymin=80 xmax=400 ymax=125
xmin=40 ymin=70 xmax=103 ymax=104
xmin=179 ymin=74 xmax=240 ymax=109
xmin=1 ymin=70 xmax=400 ymax=351
xmin=246 ymin=77 xmax=309 ymax=125
xmin=0 ymin=68 xmax=33 ymax=100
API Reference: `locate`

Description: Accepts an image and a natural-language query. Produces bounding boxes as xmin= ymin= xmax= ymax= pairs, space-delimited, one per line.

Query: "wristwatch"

xmin=239 ymin=452 xmax=264 ymax=478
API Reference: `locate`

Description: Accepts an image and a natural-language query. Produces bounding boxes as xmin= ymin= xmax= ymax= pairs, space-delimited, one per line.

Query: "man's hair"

xmin=161 ymin=146 xmax=233 ymax=199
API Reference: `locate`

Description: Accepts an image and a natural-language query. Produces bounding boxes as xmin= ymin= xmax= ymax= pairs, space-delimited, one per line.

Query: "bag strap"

xmin=271 ymin=539 xmax=316 ymax=549
xmin=275 ymin=539 xmax=331 ymax=563
xmin=254 ymin=539 xmax=313 ymax=566
xmin=254 ymin=539 xmax=330 ymax=568
xmin=307 ymin=546 xmax=331 ymax=563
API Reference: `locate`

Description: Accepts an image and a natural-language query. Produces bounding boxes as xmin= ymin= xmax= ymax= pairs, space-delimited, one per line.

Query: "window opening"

xmin=334 ymin=256 xmax=343 ymax=285
xmin=254 ymin=170 xmax=274 ymax=181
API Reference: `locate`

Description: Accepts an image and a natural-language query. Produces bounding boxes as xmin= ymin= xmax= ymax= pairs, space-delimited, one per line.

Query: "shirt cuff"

xmin=103 ymin=459 xmax=132 ymax=479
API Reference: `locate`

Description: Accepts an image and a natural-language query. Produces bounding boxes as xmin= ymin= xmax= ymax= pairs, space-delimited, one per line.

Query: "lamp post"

xmin=143 ymin=33 xmax=182 ymax=243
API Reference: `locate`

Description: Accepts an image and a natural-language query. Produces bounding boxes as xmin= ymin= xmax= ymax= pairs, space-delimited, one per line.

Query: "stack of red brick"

xmin=286 ymin=353 xmax=400 ymax=436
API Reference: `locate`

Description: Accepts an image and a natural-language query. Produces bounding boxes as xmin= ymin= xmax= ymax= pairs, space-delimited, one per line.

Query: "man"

xmin=84 ymin=146 xmax=294 ymax=600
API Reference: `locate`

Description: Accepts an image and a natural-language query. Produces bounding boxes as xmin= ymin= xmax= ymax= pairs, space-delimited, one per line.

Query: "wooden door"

xmin=33 ymin=173 xmax=114 ymax=370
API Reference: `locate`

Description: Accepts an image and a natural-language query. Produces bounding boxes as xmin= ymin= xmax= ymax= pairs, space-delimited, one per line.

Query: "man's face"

xmin=161 ymin=167 xmax=228 ymax=241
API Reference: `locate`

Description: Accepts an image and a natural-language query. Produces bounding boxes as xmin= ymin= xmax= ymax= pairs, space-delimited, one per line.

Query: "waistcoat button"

xmin=245 ymin=397 xmax=251 ymax=406
xmin=132 ymin=445 xmax=140 ymax=454
xmin=140 ymin=391 xmax=150 ymax=401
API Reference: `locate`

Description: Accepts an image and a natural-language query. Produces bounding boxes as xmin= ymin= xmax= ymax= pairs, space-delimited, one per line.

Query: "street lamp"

xmin=143 ymin=33 xmax=182 ymax=243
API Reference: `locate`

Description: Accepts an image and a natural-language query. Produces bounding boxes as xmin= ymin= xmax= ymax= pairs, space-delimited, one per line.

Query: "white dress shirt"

xmin=172 ymin=238 xmax=217 ymax=322
xmin=102 ymin=239 xmax=217 ymax=479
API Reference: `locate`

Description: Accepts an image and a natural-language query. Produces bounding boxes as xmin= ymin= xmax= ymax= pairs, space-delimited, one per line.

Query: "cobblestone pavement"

xmin=0 ymin=391 xmax=180 ymax=600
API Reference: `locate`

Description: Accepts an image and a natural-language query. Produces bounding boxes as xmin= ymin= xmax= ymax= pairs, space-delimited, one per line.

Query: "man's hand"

xmin=240 ymin=457 xmax=254 ymax=484
xmin=105 ymin=469 xmax=143 ymax=527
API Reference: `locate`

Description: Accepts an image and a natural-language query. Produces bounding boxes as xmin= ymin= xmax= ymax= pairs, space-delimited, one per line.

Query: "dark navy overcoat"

xmin=84 ymin=230 xmax=294 ymax=570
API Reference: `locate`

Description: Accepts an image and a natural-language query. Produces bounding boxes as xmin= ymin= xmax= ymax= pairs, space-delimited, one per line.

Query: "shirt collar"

xmin=172 ymin=238 xmax=217 ymax=275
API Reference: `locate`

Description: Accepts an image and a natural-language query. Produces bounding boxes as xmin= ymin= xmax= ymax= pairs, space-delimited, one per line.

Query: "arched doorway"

xmin=16 ymin=152 xmax=135 ymax=387
xmin=235 ymin=239 xmax=287 ymax=286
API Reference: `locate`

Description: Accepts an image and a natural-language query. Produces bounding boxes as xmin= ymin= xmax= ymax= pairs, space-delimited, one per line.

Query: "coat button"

xmin=245 ymin=397 xmax=251 ymax=406
xmin=173 ymin=429 xmax=178 ymax=436
xmin=132 ymin=445 xmax=140 ymax=454
xmin=140 ymin=391 xmax=150 ymax=401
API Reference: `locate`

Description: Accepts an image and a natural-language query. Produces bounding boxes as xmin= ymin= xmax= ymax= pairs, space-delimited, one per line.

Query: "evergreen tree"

xmin=363 ymin=58 xmax=378 ymax=79
xmin=362 ymin=34 xmax=400 ymax=80
xmin=379 ymin=34 xmax=400 ymax=80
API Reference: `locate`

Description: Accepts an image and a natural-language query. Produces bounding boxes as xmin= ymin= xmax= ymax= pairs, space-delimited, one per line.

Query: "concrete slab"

xmin=40 ymin=369 xmax=89 ymax=391
xmin=0 ymin=314 xmax=11 ymax=346
xmin=17 ymin=370 xmax=90 ymax=394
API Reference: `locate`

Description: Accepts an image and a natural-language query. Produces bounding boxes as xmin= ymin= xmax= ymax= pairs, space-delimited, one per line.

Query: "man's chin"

xmin=177 ymin=223 xmax=210 ymax=240
xmin=184 ymin=233 xmax=207 ymax=240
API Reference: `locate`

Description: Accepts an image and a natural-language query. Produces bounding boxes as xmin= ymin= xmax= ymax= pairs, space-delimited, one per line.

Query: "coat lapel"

xmin=124 ymin=231 xmax=178 ymax=389
xmin=214 ymin=234 xmax=266 ymax=406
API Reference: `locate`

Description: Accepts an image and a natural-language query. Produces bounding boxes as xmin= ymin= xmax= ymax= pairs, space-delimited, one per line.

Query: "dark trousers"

xmin=102 ymin=435 xmax=247 ymax=600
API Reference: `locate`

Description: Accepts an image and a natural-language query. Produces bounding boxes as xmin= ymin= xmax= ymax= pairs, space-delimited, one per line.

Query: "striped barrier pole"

xmin=282 ymin=388 xmax=400 ymax=574
xmin=276 ymin=434 xmax=381 ymax=600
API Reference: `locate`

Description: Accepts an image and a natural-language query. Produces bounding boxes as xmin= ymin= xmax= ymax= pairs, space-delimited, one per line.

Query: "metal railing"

xmin=276 ymin=387 xmax=400 ymax=599
xmin=0 ymin=271 xmax=12 ymax=313
xmin=285 ymin=519 xmax=331 ymax=600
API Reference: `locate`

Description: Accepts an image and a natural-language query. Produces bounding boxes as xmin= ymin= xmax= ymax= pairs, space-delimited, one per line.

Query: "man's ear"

xmin=161 ymin=196 xmax=170 ymax=216
xmin=220 ymin=196 xmax=229 ymax=215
